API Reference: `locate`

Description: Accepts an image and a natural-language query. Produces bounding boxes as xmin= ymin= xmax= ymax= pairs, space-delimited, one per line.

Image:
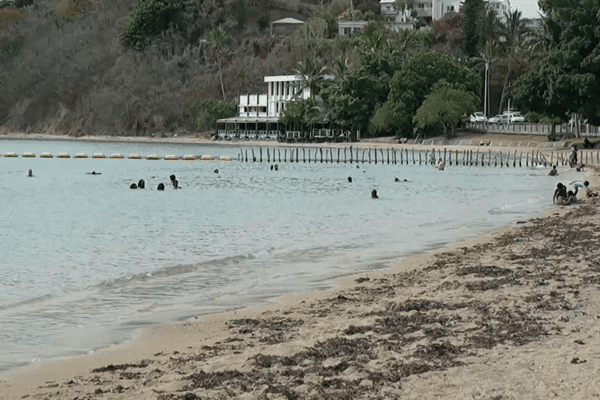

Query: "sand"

xmin=1 ymin=133 xmax=598 ymax=399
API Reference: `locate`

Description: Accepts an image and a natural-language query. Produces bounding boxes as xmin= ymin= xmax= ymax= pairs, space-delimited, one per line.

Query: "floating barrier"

xmin=5 ymin=152 xmax=18 ymax=157
xmin=146 ymin=154 xmax=160 ymax=160
xmin=219 ymin=156 xmax=232 ymax=162
xmin=109 ymin=154 xmax=124 ymax=159
xmin=40 ymin=152 xmax=53 ymax=158
xmin=75 ymin=153 xmax=88 ymax=159
xmin=57 ymin=153 xmax=71 ymax=158
xmin=182 ymin=155 xmax=197 ymax=161
xmin=164 ymin=155 xmax=179 ymax=161
xmin=92 ymin=153 xmax=106 ymax=159
xmin=22 ymin=152 xmax=36 ymax=158
xmin=128 ymin=154 xmax=142 ymax=159
xmin=200 ymin=155 xmax=215 ymax=161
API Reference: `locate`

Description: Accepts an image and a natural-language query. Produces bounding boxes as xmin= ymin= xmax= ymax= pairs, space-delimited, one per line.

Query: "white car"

xmin=470 ymin=112 xmax=487 ymax=123
xmin=488 ymin=114 xmax=503 ymax=123
xmin=506 ymin=112 xmax=525 ymax=123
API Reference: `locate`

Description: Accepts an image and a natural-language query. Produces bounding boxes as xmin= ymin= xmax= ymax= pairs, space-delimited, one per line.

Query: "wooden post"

xmin=302 ymin=148 xmax=305 ymax=162
xmin=337 ymin=148 xmax=340 ymax=163
xmin=444 ymin=148 xmax=447 ymax=164
xmin=284 ymin=148 xmax=287 ymax=162
xmin=260 ymin=147 xmax=263 ymax=162
xmin=320 ymin=148 xmax=323 ymax=163
xmin=526 ymin=151 xmax=529 ymax=167
xmin=519 ymin=151 xmax=522 ymax=167
xmin=350 ymin=146 xmax=353 ymax=163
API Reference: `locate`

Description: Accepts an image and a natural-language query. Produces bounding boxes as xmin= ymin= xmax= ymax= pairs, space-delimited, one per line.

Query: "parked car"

xmin=488 ymin=114 xmax=503 ymax=123
xmin=470 ymin=112 xmax=487 ymax=123
xmin=506 ymin=112 xmax=525 ymax=123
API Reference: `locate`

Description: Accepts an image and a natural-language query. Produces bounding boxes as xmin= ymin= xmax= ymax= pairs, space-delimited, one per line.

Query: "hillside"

xmin=0 ymin=0 xmax=379 ymax=137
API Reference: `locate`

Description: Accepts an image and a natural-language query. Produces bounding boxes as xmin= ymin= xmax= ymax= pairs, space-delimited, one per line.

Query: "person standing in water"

xmin=27 ymin=169 xmax=33 ymax=177
xmin=548 ymin=165 xmax=558 ymax=176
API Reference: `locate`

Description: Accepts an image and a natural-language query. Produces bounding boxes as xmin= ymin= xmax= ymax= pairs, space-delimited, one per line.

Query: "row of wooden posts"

xmin=237 ymin=146 xmax=600 ymax=167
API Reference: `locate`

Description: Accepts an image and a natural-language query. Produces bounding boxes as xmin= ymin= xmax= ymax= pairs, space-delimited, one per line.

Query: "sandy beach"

xmin=1 ymin=132 xmax=599 ymax=399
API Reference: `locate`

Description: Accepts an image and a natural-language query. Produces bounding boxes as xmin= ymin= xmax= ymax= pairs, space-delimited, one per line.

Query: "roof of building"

xmin=270 ymin=18 xmax=306 ymax=25
xmin=216 ymin=117 xmax=281 ymax=124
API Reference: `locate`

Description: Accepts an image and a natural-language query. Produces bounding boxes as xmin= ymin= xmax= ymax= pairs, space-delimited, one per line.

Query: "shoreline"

xmin=1 ymin=167 xmax=598 ymax=399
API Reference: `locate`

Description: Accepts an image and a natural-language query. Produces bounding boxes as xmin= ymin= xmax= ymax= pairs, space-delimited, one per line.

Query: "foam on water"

xmin=0 ymin=139 xmax=580 ymax=374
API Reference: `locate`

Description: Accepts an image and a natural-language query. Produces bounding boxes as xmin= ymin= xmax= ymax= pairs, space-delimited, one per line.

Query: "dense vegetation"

xmin=0 ymin=0 xmax=597 ymax=138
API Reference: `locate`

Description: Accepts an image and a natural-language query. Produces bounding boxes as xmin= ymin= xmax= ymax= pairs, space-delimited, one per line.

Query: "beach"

xmin=1 ymin=132 xmax=599 ymax=399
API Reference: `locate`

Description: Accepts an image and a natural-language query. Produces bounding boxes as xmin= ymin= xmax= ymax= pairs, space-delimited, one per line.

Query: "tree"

xmin=413 ymin=81 xmax=478 ymax=137
xmin=463 ymin=0 xmax=485 ymax=57
xmin=470 ymin=40 xmax=499 ymax=117
xmin=294 ymin=55 xmax=328 ymax=100
xmin=375 ymin=51 xmax=481 ymax=137
xmin=511 ymin=0 xmax=600 ymax=128
xmin=120 ymin=0 xmax=183 ymax=51
xmin=209 ymin=27 xmax=229 ymax=100
xmin=279 ymin=98 xmax=317 ymax=133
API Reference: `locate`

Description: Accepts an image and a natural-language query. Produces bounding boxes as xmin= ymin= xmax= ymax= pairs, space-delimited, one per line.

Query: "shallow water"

xmin=0 ymin=139 xmax=575 ymax=374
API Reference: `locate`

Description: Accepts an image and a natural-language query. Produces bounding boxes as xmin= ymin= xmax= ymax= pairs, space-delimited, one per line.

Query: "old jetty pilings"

xmin=236 ymin=146 xmax=600 ymax=167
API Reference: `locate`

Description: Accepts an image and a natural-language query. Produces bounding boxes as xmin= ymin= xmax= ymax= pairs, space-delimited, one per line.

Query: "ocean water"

xmin=0 ymin=139 xmax=576 ymax=375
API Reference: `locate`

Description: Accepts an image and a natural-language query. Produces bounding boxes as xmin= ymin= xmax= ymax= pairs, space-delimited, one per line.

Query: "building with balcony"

xmin=217 ymin=75 xmax=354 ymax=142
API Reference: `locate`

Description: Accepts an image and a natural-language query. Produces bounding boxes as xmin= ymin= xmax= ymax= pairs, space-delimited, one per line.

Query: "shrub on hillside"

xmin=120 ymin=0 xmax=183 ymax=51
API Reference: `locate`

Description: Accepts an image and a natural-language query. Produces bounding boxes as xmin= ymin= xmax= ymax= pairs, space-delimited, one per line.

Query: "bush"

xmin=195 ymin=99 xmax=236 ymax=130
xmin=538 ymin=115 xmax=561 ymax=125
xmin=14 ymin=0 xmax=34 ymax=8
xmin=525 ymin=111 xmax=540 ymax=123
xmin=120 ymin=0 xmax=183 ymax=51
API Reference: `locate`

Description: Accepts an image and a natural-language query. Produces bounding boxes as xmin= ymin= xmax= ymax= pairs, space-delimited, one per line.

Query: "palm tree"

xmin=209 ymin=28 xmax=229 ymax=100
xmin=293 ymin=55 xmax=328 ymax=100
xmin=471 ymin=40 xmax=499 ymax=117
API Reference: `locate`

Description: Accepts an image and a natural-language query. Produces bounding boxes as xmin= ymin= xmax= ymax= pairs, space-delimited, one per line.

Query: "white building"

xmin=380 ymin=0 xmax=511 ymax=25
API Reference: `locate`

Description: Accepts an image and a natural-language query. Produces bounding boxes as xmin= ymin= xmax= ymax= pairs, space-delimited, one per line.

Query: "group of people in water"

xmin=130 ymin=174 xmax=181 ymax=190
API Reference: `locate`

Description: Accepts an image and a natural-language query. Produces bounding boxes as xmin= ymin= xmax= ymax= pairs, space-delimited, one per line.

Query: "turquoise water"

xmin=0 ymin=139 xmax=575 ymax=374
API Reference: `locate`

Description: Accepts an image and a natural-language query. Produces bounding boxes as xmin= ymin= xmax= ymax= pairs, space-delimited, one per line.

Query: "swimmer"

xmin=86 ymin=171 xmax=102 ymax=175
xmin=270 ymin=165 xmax=273 ymax=171
xmin=138 ymin=179 xmax=145 ymax=189
xmin=437 ymin=157 xmax=445 ymax=170
xmin=371 ymin=189 xmax=379 ymax=199
xmin=395 ymin=178 xmax=408 ymax=182
xmin=173 ymin=179 xmax=181 ymax=189
xmin=553 ymin=183 xmax=568 ymax=204
xmin=348 ymin=177 xmax=352 ymax=183
xmin=130 ymin=183 xmax=138 ymax=189
xmin=27 ymin=169 xmax=33 ymax=177
xmin=170 ymin=174 xmax=176 ymax=183
xmin=214 ymin=169 xmax=219 ymax=173
xmin=157 ymin=183 xmax=165 ymax=191
xmin=576 ymin=164 xmax=585 ymax=172
xmin=356 ymin=165 xmax=359 ymax=169
xmin=548 ymin=165 xmax=558 ymax=176
xmin=274 ymin=164 xmax=278 ymax=171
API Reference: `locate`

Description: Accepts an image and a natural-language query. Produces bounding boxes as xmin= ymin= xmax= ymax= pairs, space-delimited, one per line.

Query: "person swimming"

xmin=437 ymin=157 xmax=445 ymax=170
xmin=548 ymin=165 xmax=558 ymax=176
xmin=395 ymin=178 xmax=408 ymax=182
xmin=169 ymin=174 xmax=176 ymax=185
xmin=130 ymin=183 xmax=138 ymax=189
xmin=274 ymin=164 xmax=278 ymax=171
xmin=348 ymin=177 xmax=352 ymax=183
xmin=214 ymin=169 xmax=219 ymax=173
xmin=371 ymin=189 xmax=378 ymax=199
xmin=27 ymin=169 xmax=33 ymax=177
xmin=157 ymin=183 xmax=165 ymax=191
xmin=86 ymin=171 xmax=101 ymax=175
xmin=173 ymin=179 xmax=181 ymax=189
xmin=138 ymin=179 xmax=145 ymax=189
xmin=576 ymin=164 xmax=585 ymax=172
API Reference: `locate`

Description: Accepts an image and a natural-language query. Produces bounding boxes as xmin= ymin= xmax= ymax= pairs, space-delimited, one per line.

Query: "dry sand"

xmin=1 ymin=133 xmax=599 ymax=399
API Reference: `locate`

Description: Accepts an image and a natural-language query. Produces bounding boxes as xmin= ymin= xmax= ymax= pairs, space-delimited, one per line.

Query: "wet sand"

xmin=1 ymin=133 xmax=598 ymax=399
